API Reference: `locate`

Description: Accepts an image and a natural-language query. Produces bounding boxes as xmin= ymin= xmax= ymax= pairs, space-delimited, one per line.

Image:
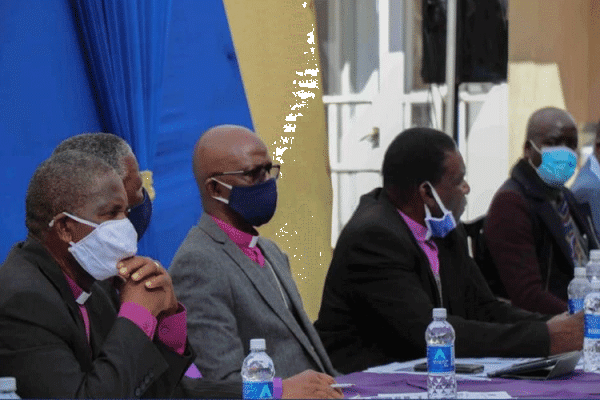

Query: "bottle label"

xmin=585 ymin=314 xmax=600 ymax=339
xmin=243 ymin=381 xmax=274 ymax=399
xmin=427 ymin=345 xmax=454 ymax=373
xmin=569 ymin=298 xmax=584 ymax=314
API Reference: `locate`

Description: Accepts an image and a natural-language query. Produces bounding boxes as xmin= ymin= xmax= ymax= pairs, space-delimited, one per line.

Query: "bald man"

xmin=169 ymin=125 xmax=342 ymax=399
xmin=485 ymin=107 xmax=599 ymax=314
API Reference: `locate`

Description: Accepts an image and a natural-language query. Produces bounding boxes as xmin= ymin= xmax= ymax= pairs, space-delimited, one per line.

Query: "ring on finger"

xmin=154 ymin=261 xmax=161 ymax=272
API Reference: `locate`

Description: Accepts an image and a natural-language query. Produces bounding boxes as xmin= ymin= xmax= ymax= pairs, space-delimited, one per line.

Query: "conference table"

xmin=335 ymin=358 xmax=600 ymax=399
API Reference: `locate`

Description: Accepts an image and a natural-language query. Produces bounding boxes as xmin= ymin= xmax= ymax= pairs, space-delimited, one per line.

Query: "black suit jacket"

xmin=0 ymin=237 xmax=194 ymax=398
xmin=315 ymin=188 xmax=551 ymax=374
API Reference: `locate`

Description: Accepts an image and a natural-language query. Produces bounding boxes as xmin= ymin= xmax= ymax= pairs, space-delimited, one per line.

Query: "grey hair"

xmin=53 ymin=133 xmax=132 ymax=178
xmin=26 ymin=150 xmax=116 ymax=240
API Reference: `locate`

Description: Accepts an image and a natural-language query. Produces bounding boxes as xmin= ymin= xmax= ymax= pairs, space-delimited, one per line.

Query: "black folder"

xmin=487 ymin=351 xmax=582 ymax=380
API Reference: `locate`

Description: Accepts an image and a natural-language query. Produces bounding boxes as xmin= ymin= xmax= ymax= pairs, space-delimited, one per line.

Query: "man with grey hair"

xmin=0 ymin=150 xmax=194 ymax=397
xmin=53 ymin=133 xmax=152 ymax=239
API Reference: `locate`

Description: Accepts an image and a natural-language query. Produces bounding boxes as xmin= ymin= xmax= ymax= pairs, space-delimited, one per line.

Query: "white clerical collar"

xmin=76 ymin=291 xmax=91 ymax=305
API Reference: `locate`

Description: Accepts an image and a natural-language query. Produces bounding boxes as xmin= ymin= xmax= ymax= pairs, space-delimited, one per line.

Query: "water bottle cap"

xmin=575 ymin=267 xmax=586 ymax=277
xmin=591 ymin=250 xmax=600 ymax=261
xmin=0 ymin=377 xmax=16 ymax=392
xmin=592 ymin=277 xmax=600 ymax=290
xmin=249 ymin=338 xmax=266 ymax=351
xmin=432 ymin=308 xmax=446 ymax=319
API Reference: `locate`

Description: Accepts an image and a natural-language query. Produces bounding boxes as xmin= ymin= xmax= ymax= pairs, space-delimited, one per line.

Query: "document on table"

xmin=365 ymin=357 xmax=534 ymax=379
xmin=349 ymin=391 xmax=511 ymax=399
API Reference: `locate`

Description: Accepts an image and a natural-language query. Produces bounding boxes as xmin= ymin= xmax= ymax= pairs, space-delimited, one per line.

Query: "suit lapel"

xmin=27 ymin=239 xmax=93 ymax=369
xmin=259 ymin=240 xmax=330 ymax=373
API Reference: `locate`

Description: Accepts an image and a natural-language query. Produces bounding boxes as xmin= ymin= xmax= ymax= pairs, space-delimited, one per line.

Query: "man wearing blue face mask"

xmin=169 ymin=125 xmax=342 ymax=399
xmin=316 ymin=127 xmax=584 ymax=374
xmin=485 ymin=107 xmax=599 ymax=315
xmin=53 ymin=133 xmax=153 ymax=240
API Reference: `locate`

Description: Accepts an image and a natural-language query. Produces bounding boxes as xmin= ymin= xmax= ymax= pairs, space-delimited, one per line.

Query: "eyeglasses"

xmin=212 ymin=164 xmax=281 ymax=183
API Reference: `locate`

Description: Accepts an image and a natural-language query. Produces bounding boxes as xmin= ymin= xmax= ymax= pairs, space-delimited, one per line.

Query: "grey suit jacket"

xmin=169 ymin=213 xmax=336 ymax=381
xmin=572 ymin=156 xmax=600 ymax=234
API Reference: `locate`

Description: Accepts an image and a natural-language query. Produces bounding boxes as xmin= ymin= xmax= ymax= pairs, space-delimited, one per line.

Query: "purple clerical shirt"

xmin=212 ymin=216 xmax=265 ymax=267
xmin=397 ymin=210 xmax=440 ymax=276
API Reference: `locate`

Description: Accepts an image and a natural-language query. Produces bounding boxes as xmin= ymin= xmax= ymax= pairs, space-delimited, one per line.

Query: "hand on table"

xmin=547 ymin=311 xmax=583 ymax=355
xmin=117 ymin=256 xmax=178 ymax=319
xmin=282 ymin=370 xmax=343 ymax=399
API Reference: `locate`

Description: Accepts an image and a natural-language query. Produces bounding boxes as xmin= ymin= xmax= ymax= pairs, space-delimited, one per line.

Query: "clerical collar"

xmin=63 ymin=272 xmax=91 ymax=305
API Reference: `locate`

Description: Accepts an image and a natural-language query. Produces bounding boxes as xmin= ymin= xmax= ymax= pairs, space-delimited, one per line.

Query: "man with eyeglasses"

xmin=169 ymin=125 xmax=342 ymax=399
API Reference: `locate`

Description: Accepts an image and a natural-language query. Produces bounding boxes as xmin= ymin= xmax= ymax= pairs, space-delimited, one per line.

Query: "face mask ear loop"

xmin=49 ymin=212 xmax=99 ymax=228
xmin=210 ymin=177 xmax=232 ymax=190
xmin=424 ymin=181 xmax=451 ymax=214
xmin=210 ymin=177 xmax=232 ymax=204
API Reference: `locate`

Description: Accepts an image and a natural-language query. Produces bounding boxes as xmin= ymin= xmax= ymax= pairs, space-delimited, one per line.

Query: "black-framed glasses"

xmin=212 ymin=164 xmax=281 ymax=183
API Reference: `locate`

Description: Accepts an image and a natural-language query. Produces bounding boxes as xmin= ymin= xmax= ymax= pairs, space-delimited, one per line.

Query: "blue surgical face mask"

xmin=211 ymin=178 xmax=278 ymax=227
xmin=529 ymin=141 xmax=577 ymax=187
xmin=424 ymin=182 xmax=457 ymax=240
xmin=127 ymin=187 xmax=152 ymax=241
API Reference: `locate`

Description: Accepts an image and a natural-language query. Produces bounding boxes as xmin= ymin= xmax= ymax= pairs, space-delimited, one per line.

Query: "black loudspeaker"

xmin=421 ymin=0 xmax=508 ymax=84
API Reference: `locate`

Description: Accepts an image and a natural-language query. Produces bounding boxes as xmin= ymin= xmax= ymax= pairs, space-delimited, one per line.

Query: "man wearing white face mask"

xmin=0 ymin=150 xmax=197 ymax=398
xmin=316 ymin=127 xmax=584 ymax=374
xmin=485 ymin=107 xmax=599 ymax=315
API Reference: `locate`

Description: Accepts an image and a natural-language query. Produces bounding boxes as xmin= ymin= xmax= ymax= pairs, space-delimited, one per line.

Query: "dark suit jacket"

xmin=485 ymin=159 xmax=599 ymax=314
xmin=170 ymin=213 xmax=336 ymax=381
xmin=315 ymin=188 xmax=551 ymax=374
xmin=0 ymin=237 xmax=194 ymax=398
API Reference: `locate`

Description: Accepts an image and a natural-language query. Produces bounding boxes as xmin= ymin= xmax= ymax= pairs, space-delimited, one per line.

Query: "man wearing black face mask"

xmin=169 ymin=125 xmax=342 ymax=399
xmin=485 ymin=107 xmax=599 ymax=315
xmin=315 ymin=127 xmax=583 ymax=374
xmin=53 ymin=133 xmax=153 ymax=240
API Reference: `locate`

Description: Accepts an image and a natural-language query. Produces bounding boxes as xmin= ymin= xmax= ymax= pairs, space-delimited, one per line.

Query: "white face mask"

xmin=50 ymin=212 xmax=138 ymax=281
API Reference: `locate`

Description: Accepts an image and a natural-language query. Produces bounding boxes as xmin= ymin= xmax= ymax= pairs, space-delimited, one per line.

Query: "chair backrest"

xmin=462 ymin=215 xmax=509 ymax=299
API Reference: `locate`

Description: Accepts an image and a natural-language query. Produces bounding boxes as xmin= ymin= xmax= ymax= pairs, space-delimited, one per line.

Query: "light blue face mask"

xmin=529 ymin=141 xmax=577 ymax=187
xmin=424 ymin=182 xmax=457 ymax=240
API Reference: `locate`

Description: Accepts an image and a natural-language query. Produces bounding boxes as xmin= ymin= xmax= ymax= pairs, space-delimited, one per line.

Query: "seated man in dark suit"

xmin=486 ymin=107 xmax=598 ymax=314
xmin=0 ymin=150 xmax=197 ymax=398
xmin=170 ymin=125 xmax=342 ymax=399
xmin=315 ymin=127 xmax=583 ymax=374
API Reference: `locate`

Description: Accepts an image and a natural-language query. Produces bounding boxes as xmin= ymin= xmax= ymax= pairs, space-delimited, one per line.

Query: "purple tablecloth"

xmin=337 ymin=371 xmax=600 ymax=398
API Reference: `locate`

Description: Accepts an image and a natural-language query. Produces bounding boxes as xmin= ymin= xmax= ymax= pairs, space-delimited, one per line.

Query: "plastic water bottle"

xmin=584 ymin=278 xmax=600 ymax=372
xmin=586 ymin=250 xmax=600 ymax=282
xmin=426 ymin=308 xmax=456 ymax=399
xmin=0 ymin=377 xmax=19 ymax=399
xmin=568 ymin=267 xmax=590 ymax=314
xmin=241 ymin=339 xmax=275 ymax=399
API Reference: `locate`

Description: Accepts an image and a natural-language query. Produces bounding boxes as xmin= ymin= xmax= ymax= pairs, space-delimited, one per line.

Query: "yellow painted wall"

xmin=508 ymin=0 xmax=600 ymax=166
xmin=223 ymin=0 xmax=332 ymax=321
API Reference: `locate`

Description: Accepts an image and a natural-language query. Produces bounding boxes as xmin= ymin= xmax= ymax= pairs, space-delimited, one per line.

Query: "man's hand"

xmin=547 ymin=311 xmax=583 ymax=355
xmin=282 ymin=370 xmax=343 ymax=399
xmin=117 ymin=256 xmax=178 ymax=319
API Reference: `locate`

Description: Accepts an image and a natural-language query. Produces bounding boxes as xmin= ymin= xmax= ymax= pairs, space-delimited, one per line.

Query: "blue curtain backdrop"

xmin=0 ymin=0 xmax=253 ymax=266
xmin=71 ymin=0 xmax=173 ymax=259
xmin=0 ymin=0 xmax=103 ymax=260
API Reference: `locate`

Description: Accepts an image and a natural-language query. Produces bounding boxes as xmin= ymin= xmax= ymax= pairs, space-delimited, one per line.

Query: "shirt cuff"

xmin=118 ymin=302 xmax=157 ymax=340
xmin=184 ymin=363 xmax=203 ymax=379
xmin=273 ymin=377 xmax=282 ymax=399
xmin=157 ymin=303 xmax=187 ymax=355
